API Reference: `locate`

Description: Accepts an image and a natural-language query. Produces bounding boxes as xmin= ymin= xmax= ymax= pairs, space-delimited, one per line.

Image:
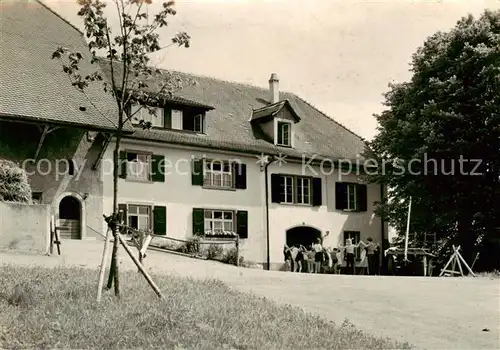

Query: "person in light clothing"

xmin=359 ymin=237 xmax=379 ymax=275
xmin=339 ymin=238 xmax=359 ymax=275
xmin=311 ymin=238 xmax=323 ymax=273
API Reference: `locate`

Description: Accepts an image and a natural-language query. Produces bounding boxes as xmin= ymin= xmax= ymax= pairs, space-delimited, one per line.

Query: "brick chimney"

xmin=269 ymin=73 xmax=279 ymax=104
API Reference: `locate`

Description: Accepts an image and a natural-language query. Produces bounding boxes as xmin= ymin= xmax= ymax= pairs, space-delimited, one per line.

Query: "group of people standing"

xmin=283 ymin=237 xmax=380 ymax=275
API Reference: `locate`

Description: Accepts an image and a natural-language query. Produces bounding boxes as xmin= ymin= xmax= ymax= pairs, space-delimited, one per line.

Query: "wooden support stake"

xmin=96 ymin=227 xmax=112 ymax=302
xmin=235 ymin=235 xmax=240 ymax=267
xmin=49 ymin=215 xmax=55 ymax=255
xmin=116 ymin=232 xmax=164 ymax=299
xmin=423 ymin=255 xmax=427 ymax=277
xmin=53 ymin=220 xmax=61 ymax=256
xmin=439 ymin=249 xmax=456 ymax=277
xmin=140 ymin=235 xmax=153 ymax=257
xmin=455 ymin=246 xmax=476 ymax=277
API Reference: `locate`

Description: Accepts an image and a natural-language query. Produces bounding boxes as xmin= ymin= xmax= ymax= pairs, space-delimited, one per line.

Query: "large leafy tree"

xmin=53 ymin=0 xmax=191 ymax=297
xmin=367 ymin=10 xmax=500 ymax=272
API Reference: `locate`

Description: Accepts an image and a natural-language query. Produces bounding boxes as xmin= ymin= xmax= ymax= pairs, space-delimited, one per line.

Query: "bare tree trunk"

xmin=106 ymin=134 xmax=122 ymax=297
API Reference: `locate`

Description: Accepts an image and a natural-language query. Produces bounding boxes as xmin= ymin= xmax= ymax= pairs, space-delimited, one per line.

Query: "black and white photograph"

xmin=0 ymin=0 xmax=499 ymax=349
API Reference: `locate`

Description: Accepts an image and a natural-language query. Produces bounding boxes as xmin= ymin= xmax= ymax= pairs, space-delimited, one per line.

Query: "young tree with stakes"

xmin=52 ymin=0 xmax=191 ymax=299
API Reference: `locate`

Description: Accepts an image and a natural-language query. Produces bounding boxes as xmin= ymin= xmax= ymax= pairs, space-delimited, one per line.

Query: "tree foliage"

xmin=0 ymin=159 xmax=32 ymax=204
xmin=52 ymin=0 xmax=191 ymax=297
xmin=366 ymin=10 xmax=500 ymax=271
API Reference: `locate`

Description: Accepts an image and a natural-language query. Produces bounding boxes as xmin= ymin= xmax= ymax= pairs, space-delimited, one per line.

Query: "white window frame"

xmin=128 ymin=204 xmax=152 ymax=231
xmin=276 ymin=120 xmax=292 ymax=147
xmin=204 ymin=209 xmax=234 ymax=235
xmin=346 ymin=183 xmax=357 ymax=210
xmin=127 ymin=152 xmax=151 ymax=182
xmin=130 ymin=104 xmax=164 ymax=128
xmin=296 ymin=177 xmax=311 ymax=205
xmin=280 ymin=175 xmax=294 ymax=203
xmin=193 ymin=114 xmax=204 ymax=133
xmin=203 ymin=159 xmax=233 ymax=188
xmin=171 ymin=109 xmax=183 ymax=130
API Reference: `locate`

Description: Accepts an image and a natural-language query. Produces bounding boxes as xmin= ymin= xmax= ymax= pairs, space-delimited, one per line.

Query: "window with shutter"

xmin=346 ymin=184 xmax=357 ymax=210
xmin=335 ymin=182 xmax=348 ymax=210
xmin=203 ymin=159 xmax=233 ymax=188
xmin=271 ymin=174 xmax=315 ymax=205
xmin=357 ymin=184 xmax=368 ymax=212
xmin=153 ymin=206 xmax=167 ymax=235
xmin=171 ymin=109 xmax=183 ymax=130
xmin=191 ymin=159 xmax=203 ymax=186
xmin=236 ymin=211 xmax=248 ymax=239
xmin=125 ymin=151 xmax=151 ymax=182
xmin=119 ymin=151 xmax=127 ymax=178
xmin=128 ymin=204 xmax=151 ymax=230
xmin=151 ymin=154 xmax=165 ymax=182
xmin=270 ymin=174 xmax=281 ymax=203
xmin=234 ymin=163 xmax=247 ymax=189
xmin=192 ymin=208 xmax=205 ymax=236
xmin=312 ymin=177 xmax=322 ymax=206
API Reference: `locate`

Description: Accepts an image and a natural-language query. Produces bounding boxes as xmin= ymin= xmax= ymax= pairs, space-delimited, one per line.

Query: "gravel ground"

xmin=1 ymin=239 xmax=498 ymax=349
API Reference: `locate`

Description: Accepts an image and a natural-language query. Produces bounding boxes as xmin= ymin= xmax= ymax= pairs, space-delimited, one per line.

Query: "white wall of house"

xmin=266 ymin=160 xmax=382 ymax=268
xmin=101 ymin=138 xmax=382 ymax=268
xmin=101 ymin=138 xmax=266 ymax=263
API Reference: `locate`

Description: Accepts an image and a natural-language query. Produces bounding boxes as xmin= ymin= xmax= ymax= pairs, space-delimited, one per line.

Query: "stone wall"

xmin=0 ymin=201 xmax=50 ymax=253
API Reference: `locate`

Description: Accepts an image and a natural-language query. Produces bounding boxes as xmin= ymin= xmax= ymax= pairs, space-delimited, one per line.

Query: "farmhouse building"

xmin=0 ymin=0 xmax=387 ymax=270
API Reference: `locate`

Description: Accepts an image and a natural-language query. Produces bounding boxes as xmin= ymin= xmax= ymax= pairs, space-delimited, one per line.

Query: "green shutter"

xmin=311 ymin=177 xmax=322 ymax=206
xmin=118 ymin=203 xmax=127 ymax=225
xmin=164 ymin=108 xmax=172 ymax=128
xmin=335 ymin=182 xmax=347 ymax=210
xmin=270 ymin=174 xmax=281 ymax=203
xmin=234 ymin=163 xmax=247 ymax=189
xmin=236 ymin=210 xmax=248 ymax=239
xmin=119 ymin=151 xmax=127 ymax=179
xmin=192 ymin=208 xmax=204 ymax=236
xmin=191 ymin=159 xmax=203 ymax=186
xmin=151 ymin=154 xmax=165 ymax=182
xmin=153 ymin=206 xmax=167 ymax=235
xmin=357 ymin=184 xmax=368 ymax=212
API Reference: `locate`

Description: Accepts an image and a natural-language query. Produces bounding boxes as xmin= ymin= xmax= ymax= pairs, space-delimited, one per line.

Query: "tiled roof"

xmin=251 ymin=100 xmax=301 ymax=122
xmin=0 ymin=0 xmax=127 ymax=132
xmin=99 ymin=59 xmax=368 ymax=161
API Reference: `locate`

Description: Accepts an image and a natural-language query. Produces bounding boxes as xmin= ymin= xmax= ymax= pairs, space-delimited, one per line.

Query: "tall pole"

xmin=404 ymin=196 xmax=412 ymax=262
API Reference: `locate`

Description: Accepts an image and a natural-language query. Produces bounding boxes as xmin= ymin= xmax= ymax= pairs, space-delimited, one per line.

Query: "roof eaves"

xmin=0 ymin=112 xmax=130 ymax=133
xmin=288 ymin=93 xmax=367 ymax=144
xmin=35 ymin=0 xmax=84 ymax=37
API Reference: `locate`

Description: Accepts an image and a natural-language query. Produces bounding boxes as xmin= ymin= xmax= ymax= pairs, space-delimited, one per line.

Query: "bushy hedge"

xmin=0 ymin=159 xmax=32 ymax=204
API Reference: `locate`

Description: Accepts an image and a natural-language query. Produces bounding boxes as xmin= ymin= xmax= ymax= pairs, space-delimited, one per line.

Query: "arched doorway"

xmin=286 ymin=226 xmax=321 ymax=248
xmin=58 ymin=196 xmax=81 ymax=239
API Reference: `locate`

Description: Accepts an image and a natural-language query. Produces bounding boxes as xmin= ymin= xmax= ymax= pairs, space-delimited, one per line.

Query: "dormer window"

xmin=277 ymin=121 xmax=291 ymax=147
xmin=169 ymin=108 xmax=205 ymax=133
xmin=130 ymin=104 xmax=164 ymax=128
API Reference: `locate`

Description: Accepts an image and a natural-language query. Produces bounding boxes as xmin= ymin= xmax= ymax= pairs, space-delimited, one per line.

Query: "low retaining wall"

xmin=0 ymin=201 xmax=50 ymax=253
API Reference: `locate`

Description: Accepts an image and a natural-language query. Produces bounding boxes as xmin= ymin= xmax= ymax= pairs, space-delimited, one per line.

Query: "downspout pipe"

xmin=264 ymin=160 xmax=271 ymax=270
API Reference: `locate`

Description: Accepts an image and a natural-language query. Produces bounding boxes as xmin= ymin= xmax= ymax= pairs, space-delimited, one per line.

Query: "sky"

xmin=42 ymin=0 xmax=500 ymax=141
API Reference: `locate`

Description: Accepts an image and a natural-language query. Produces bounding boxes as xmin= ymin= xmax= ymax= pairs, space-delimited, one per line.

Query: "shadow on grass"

xmin=0 ymin=265 xmax=413 ymax=349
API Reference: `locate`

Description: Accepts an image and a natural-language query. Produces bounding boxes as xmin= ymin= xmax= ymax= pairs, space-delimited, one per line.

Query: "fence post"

xmin=235 ymin=235 xmax=240 ymax=267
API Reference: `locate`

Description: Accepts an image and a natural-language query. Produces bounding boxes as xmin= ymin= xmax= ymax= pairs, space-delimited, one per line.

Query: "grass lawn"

xmin=0 ymin=265 xmax=412 ymax=349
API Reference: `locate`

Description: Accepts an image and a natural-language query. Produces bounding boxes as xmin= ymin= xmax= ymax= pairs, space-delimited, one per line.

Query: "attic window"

xmin=276 ymin=121 xmax=291 ymax=147
xmin=182 ymin=113 xmax=205 ymax=133
xmin=130 ymin=104 xmax=164 ymax=128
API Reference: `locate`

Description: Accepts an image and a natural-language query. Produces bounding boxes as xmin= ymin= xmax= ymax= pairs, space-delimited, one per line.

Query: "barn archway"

xmin=58 ymin=195 xmax=81 ymax=239
xmin=286 ymin=226 xmax=322 ymax=248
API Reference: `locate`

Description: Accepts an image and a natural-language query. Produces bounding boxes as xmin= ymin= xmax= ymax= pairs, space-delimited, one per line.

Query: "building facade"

xmin=1 ymin=0 xmax=387 ymax=270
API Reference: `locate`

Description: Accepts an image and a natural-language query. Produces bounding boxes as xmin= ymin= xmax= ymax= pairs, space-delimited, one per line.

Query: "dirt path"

xmin=1 ymin=240 xmax=498 ymax=349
